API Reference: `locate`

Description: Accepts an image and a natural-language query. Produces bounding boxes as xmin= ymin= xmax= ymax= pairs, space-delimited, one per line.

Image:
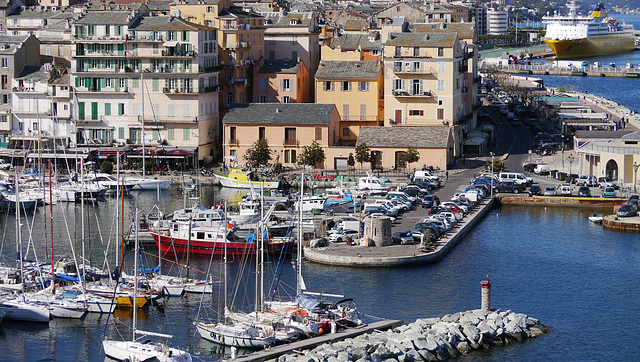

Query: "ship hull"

xmin=545 ymin=33 xmax=635 ymax=59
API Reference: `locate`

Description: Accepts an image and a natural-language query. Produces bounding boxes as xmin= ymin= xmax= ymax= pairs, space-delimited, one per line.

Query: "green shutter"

xmin=105 ymin=103 xmax=111 ymax=115
xmin=91 ymin=102 xmax=98 ymax=120
xmin=97 ymin=78 xmax=102 ymax=91
xmin=75 ymin=77 xmax=79 ymax=87
xmin=78 ymin=102 xmax=85 ymax=120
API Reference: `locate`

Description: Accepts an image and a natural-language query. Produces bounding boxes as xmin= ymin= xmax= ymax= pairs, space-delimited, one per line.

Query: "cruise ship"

xmin=543 ymin=1 xmax=635 ymax=59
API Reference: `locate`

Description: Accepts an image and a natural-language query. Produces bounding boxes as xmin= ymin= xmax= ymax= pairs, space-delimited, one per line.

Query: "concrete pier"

xmin=304 ymin=198 xmax=495 ymax=267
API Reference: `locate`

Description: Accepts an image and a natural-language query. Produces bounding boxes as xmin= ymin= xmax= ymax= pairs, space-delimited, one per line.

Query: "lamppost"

xmin=561 ymin=134 xmax=565 ymax=168
xmin=568 ymin=154 xmax=574 ymax=175
xmin=634 ymin=162 xmax=639 ymax=194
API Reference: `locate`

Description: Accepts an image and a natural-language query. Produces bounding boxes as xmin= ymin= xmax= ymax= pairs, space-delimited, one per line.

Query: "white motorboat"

xmin=213 ymin=167 xmax=280 ymax=189
xmin=129 ymin=177 xmax=172 ymax=190
xmin=589 ymin=214 xmax=604 ymax=223
xmin=0 ymin=296 xmax=51 ymax=322
xmin=83 ymin=173 xmax=136 ymax=194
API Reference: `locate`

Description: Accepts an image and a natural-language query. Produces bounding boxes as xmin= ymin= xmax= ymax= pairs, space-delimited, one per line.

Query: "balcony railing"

xmin=204 ymin=85 xmax=221 ymax=93
xmin=163 ymin=87 xmax=196 ymax=94
xmin=228 ymin=138 xmax=239 ymax=145
xmin=283 ymin=139 xmax=298 ymax=146
xmin=392 ymin=89 xmax=432 ymax=97
xmin=393 ymin=66 xmax=433 ymax=75
xmin=161 ymin=50 xmax=196 ymax=57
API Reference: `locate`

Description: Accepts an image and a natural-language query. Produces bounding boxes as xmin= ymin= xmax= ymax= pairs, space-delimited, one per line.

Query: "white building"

xmin=486 ymin=9 xmax=508 ymax=35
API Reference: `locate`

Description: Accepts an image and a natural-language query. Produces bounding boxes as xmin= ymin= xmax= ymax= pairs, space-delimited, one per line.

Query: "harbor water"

xmin=0 ymin=186 xmax=638 ymax=361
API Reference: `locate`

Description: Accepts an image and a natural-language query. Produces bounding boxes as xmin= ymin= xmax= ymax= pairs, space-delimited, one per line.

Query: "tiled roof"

xmin=411 ymin=22 xmax=475 ymax=40
xmin=7 ymin=7 xmax=69 ymax=19
xmin=258 ymin=59 xmax=302 ymax=74
xmin=16 ymin=65 xmax=49 ymax=81
xmin=75 ymin=11 xmax=134 ymax=25
xmin=263 ymin=12 xmax=313 ymax=27
xmin=0 ymin=35 xmax=30 ymax=55
xmin=330 ymin=33 xmax=381 ymax=51
xmin=146 ymin=0 xmax=172 ymax=11
xmin=385 ymin=32 xmax=457 ymax=47
xmin=620 ymin=130 xmax=640 ymax=140
xmin=223 ymin=103 xmax=336 ymax=125
xmin=356 ymin=126 xmax=450 ymax=148
xmin=315 ymin=60 xmax=381 ymax=80
xmin=132 ymin=16 xmax=211 ymax=31
xmin=343 ymin=19 xmax=367 ymax=31
xmin=170 ymin=0 xmax=223 ymax=5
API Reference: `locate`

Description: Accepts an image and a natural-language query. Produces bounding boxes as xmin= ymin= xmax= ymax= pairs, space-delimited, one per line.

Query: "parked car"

xmin=544 ymin=186 xmax=557 ymax=196
xmin=392 ymin=230 xmax=414 ymax=245
xmin=495 ymin=181 xmax=526 ymax=194
xmin=598 ymin=177 xmax=618 ymax=189
xmin=328 ymin=229 xmax=360 ymax=243
xmin=616 ymin=203 xmax=638 ymax=217
xmin=602 ymin=187 xmax=616 ymax=198
xmin=576 ymin=175 xmax=597 ymax=187
xmin=629 ymin=195 xmax=639 ymax=206
xmin=578 ymin=186 xmax=591 ymax=197
xmin=523 ymin=163 xmax=537 ymax=172
xmin=557 ymin=185 xmax=572 ymax=196
xmin=566 ymin=174 xmax=580 ymax=184
xmin=421 ymin=195 xmax=440 ymax=208
xmin=528 ymin=185 xmax=542 ymax=196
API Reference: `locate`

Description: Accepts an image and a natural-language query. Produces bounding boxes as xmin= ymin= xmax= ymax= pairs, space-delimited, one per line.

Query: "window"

xmin=284 ymin=150 xmax=291 ymax=163
xmin=370 ymin=50 xmax=380 ymax=56
xmin=437 ymin=62 xmax=445 ymax=74
xmin=45 ymin=46 xmax=51 ymax=56
xmin=438 ymin=47 xmax=444 ymax=57
xmin=323 ymin=81 xmax=333 ymax=91
xmin=168 ymin=128 xmax=174 ymax=140
xmin=152 ymin=78 xmax=159 ymax=92
xmin=229 ymin=126 xmax=237 ymax=143
xmin=118 ymin=127 xmax=124 ymax=139
xmin=394 ymin=109 xmax=402 ymax=124
xmin=438 ymin=100 xmax=443 ymax=106
xmin=118 ymin=103 xmax=124 ymax=115
xmin=393 ymin=78 xmax=403 ymax=91
xmin=281 ymin=96 xmax=291 ymax=103
xmin=184 ymin=104 xmax=190 ymax=117
xmin=183 ymin=128 xmax=190 ymax=140
xmin=341 ymin=81 xmax=351 ymax=91
xmin=437 ymin=79 xmax=445 ymax=92
xmin=358 ymin=81 xmax=368 ymax=91
xmin=1 ymin=75 xmax=6 ymax=89
xmin=78 ymin=102 xmax=85 ymax=120
xmin=409 ymin=109 xmax=424 ymax=116
xmin=315 ymin=127 xmax=322 ymax=141
xmin=394 ymin=61 xmax=402 ymax=72
xmin=168 ymin=104 xmax=174 ymax=117
xmin=256 ymin=95 xmax=268 ymax=103
xmin=257 ymin=127 xmax=266 ymax=140
xmin=258 ymin=78 xmax=266 ymax=92
xmin=395 ymin=46 xmax=401 ymax=56
xmin=281 ymin=79 xmax=291 ymax=91
xmin=360 ymin=105 xmax=366 ymax=121
xmin=0 ymin=115 xmax=6 ymax=122
xmin=104 ymin=103 xmax=111 ymax=115
xmin=132 ymin=78 xmax=139 ymax=88
xmin=119 ymin=78 xmax=126 ymax=89
xmin=437 ymin=108 xmax=444 ymax=120
xmin=413 ymin=62 xmax=420 ymax=72
xmin=284 ymin=127 xmax=296 ymax=145
xmin=343 ymin=128 xmax=349 ymax=137
xmin=413 ymin=47 xmax=419 ymax=56
xmin=105 ymin=25 xmax=110 ymax=36
xmin=412 ymin=79 xmax=421 ymax=95
xmin=342 ymin=105 xmax=349 ymax=120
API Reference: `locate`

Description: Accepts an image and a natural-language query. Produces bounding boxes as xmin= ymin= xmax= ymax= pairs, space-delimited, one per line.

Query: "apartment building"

xmin=222 ymin=103 xmax=340 ymax=168
xmin=321 ymin=32 xmax=382 ymax=62
xmin=315 ymin=60 xmax=382 ymax=145
xmin=71 ymin=11 xmax=222 ymax=160
xmin=253 ymin=58 xmax=309 ymax=104
xmin=0 ymin=34 xmax=41 ymax=142
xmin=383 ymin=32 xmax=466 ymax=158
xmin=171 ymin=0 xmax=265 ymax=105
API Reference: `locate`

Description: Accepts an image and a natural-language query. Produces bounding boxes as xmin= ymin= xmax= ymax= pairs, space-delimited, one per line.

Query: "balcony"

xmin=161 ymin=49 xmax=196 ymax=57
xmin=204 ymin=85 xmax=222 ymax=93
xmin=392 ymin=89 xmax=432 ymax=97
xmin=393 ymin=66 xmax=433 ymax=75
xmin=283 ymin=139 xmax=298 ymax=146
xmin=201 ymin=65 xmax=224 ymax=73
xmin=76 ymin=87 xmax=128 ymax=94
xmin=12 ymin=87 xmax=48 ymax=95
xmin=163 ymin=87 xmax=197 ymax=95
xmin=228 ymin=138 xmax=239 ymax=145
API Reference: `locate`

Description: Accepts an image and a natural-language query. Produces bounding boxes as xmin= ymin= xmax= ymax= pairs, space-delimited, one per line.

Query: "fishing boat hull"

xmin=213 ymin=174 xmax=280 ymax=189
xmin=195 ymin=322 xmax=276 ymax=348
xmin=149 ymin=230 xmax=292 ymax=255
xmin=102 ymin=339 xmax=192 ymax=362
xmin=545 ymin=34 xmax=635 ymax=59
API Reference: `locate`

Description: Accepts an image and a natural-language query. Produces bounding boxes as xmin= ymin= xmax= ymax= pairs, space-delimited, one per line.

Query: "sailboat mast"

xmin=81 ymin=158 xmax=86 ymax=288
xmin=121 ymin=177 xmax=125 ymax=262
xmin=297 ymin=171 xmax=303 ymax=295
xmin=186 ymin=216 xmax=192 ymax=280
xmin=15 ymin=175 xmax=23 ymax=293
xmin=260 ymin=181 xmax=264 ymax=312
xmin=223 ymin=201 xmax=228 ymax=319
xmin=115 ymin=152 xmax=120 ymax=266
xmin=133 ymin=208 xmax=139 ymax=341
xmin=141 ymin=73 xmax=145 ymax=178
xmin=49 ymin=160 xmax=55 ymax=293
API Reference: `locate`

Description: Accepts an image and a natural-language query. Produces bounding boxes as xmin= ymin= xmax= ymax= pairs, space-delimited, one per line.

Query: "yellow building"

xmin=253 ymin=58 xmax=310 ymax=103
xmin=171 ymin=0 xmax=265 ymax=104
xmin=223 ymin=103 xmax=340 ymax=168
xmin=320 ymin=32 xmax=382 ymax=61
xmin=315 ymin=60 xmax=383 ymax=145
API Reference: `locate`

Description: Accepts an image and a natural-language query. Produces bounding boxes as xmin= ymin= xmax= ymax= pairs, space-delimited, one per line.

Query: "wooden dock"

xmin=232 ymin=319 xmax=403 ymax=361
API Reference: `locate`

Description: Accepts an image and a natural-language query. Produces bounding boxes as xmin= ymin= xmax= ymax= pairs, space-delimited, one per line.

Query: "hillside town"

xmin=0 ymin=0 xmax=538 ymax=173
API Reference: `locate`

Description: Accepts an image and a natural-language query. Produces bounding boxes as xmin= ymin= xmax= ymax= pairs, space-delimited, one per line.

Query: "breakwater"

xmin=268 ymin=309 xmax=547 ymax=362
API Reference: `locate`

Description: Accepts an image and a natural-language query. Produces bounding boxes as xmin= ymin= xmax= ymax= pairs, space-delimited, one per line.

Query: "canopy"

xmin=295 ymin=294 xmax=321 ymax=312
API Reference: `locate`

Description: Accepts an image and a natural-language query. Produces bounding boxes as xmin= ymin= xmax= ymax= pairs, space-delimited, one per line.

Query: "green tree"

xmin=354 ymin=142 xmax=371 ymax=170
xmin=101 ymin=160 xmax=113 ymax=174
xmin=402 ymin=147 xmax=420 ymax=169
xmin=243 ymin=138 xmax=272 ymax=168
xmin=347 ymin=153 xmax=355 ymax=168
xmin=297 ymin=140 xmax=325 ymax=169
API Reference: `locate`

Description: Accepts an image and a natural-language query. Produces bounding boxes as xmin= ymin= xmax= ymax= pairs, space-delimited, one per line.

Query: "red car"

xmin=442 ymin=204 xmax=462 ymax=213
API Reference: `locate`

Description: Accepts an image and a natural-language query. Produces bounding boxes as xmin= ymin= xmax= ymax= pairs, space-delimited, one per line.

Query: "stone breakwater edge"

xmin=268 ymin=309 xmax=547 ymax=362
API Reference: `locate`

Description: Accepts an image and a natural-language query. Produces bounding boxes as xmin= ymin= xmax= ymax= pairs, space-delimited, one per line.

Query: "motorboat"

xmin=589 ymin=214 xmax=604 ymax=223
xmin=213 ymin=167 xmax=280 ymax=189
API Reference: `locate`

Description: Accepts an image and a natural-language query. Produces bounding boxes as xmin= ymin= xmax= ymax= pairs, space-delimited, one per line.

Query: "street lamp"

xmin=634 ymin=162 xmax=639 ymax=194
xmin=568 ymin=154 xmax=574 ymax=175
xmin=489 ymin=152 xmax=495 ymax=199
xmin=561 ymin=134 xmax=565 ymax=168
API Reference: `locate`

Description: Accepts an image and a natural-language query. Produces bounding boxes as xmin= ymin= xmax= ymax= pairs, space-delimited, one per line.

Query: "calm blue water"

xmin=0 ymin=188 xmax=638 ymax=361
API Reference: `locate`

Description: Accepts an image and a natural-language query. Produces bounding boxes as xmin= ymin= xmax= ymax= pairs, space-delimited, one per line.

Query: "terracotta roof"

xmin=356 ymin=126 xmax=450 ymax=148
xmin=315 ymin=60 xmax=381 ymax=80
xmin=223 ymin=103 xmax=336 ymax=125
xmin=385 ymin=32 xmax=458 ymax=47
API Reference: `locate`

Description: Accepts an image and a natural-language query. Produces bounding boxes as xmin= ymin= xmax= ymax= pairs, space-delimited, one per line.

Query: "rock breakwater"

xmin=270 ymin=309 xmax=547 ymax=362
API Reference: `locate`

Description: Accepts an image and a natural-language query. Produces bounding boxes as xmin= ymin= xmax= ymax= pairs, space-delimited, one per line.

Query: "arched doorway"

xmin=605 ymin=159 xmax=618 ymax=180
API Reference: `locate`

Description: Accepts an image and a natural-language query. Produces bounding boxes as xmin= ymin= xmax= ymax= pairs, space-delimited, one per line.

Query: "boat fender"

xmin=342 ymin=312 xmax=346 ymax=318
xmin=55 ymin=283 xmax=60 ymax=289
xmin=210 ymin=332 xmax=216 ymax=338
xmin=303 ymin=318 xmax=309 ymax=326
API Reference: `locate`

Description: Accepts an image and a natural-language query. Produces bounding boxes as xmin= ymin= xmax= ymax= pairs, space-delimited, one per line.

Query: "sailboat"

xmin=0 ymin=176 xmax=50 ymax=323
xmin=102 ymin=209 xmax=191 ymax=362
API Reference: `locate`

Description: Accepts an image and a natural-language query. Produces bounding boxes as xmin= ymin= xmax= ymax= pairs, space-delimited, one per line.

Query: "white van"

xmin=498 ymin=172 xmax=532 ymax=186
xmin=534 ymin=164 xmax=550 ymax=175
xmin=413 ymin=170 xmax=441 ymax=182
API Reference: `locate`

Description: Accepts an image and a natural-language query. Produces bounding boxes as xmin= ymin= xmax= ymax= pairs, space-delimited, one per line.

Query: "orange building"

xmin=253 ymin=58 xmax=310 ymax=103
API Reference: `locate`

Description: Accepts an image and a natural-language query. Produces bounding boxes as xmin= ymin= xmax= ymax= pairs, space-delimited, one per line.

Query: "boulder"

xmin=415 ymin=318 xmax=440 ymax=328
xmin=337 ymin=351 xmax=350 ymax=362
xmin=462 ymin=324 xmax=480 ymax=343
xmin=430 ymin=322 xmax=450 ymax=336
xmin=433 ymin=347 xmax=450 ymax=361
xmin=459 ymin=313 xmax=481 ymax=325
xmin=424 ymin=336 xmax=440 ymax=352
xmin=401 ymin=349 xmax=423 ymax=362
xmin=441 ymin=313 xmax=461 ymax=323
xmin=456 ymin=341 xmax=472 ymax=354
xmin=477 ymin=320 xmax=495 ymax=335
xmin=417 ymin=349 xmax=438 ymax=362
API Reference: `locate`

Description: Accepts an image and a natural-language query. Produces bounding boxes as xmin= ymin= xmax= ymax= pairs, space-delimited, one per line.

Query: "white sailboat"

xmin=103 ymin=209 xmax=191 ymax=362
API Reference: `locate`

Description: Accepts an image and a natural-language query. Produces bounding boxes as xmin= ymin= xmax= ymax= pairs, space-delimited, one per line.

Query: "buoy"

xmin=318 ymin=328 xmax=324 ymax=334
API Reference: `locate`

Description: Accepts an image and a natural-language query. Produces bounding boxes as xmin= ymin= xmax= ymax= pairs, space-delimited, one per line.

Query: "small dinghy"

xmin=588 ymin=214 xmax=604 ymax=223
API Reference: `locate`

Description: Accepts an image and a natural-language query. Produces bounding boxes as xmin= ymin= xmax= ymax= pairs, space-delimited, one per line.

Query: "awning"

xmin=163 ymin=41 xmax=178 ymax=47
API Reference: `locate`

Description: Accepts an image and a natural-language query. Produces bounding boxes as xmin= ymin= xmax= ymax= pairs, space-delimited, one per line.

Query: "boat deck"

xmin=232 ymin=319 xmax=403 ymax=362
